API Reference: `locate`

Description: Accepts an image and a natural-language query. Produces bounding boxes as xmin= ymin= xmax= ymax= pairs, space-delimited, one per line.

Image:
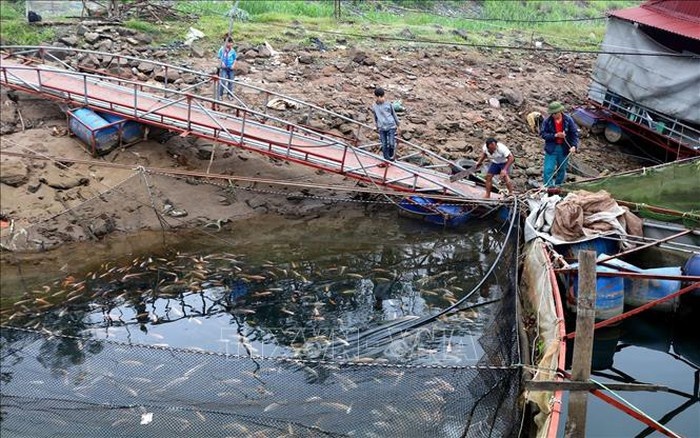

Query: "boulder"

xmin=83 ymin=32 xmax=101 ymax=44
xmin=136 ymin=61 xmax=155 ymax=74
xmin=76 ymin=24 xmax=90 ymax=36
xmin=40 ymin=166 xmax=89 ymax=190
xmin=234 ymin=61 xmax=250 ymax=75
xmin=190 ymin=45 xmax=205 ymax=58
xmin=58 ymin=35 xmax=79 ymax=47
xmin=501 ymin=88 xmax=524 ymax=107
xmin=0 ymin=161 xmax=29 ymax=187
xmin=95 ymin=39 xmax=113 ymax=52
xmin=154 ymin=68 xmax=179 ymax=83
xmin=297 ymin=52 xmax=314 ymax=64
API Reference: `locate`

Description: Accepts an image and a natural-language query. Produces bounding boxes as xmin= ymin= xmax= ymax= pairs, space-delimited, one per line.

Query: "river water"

xmin=1 ymin=212 xmax=697 ymax=436
xmin=558 ymin=299 xmax=700 ymax=437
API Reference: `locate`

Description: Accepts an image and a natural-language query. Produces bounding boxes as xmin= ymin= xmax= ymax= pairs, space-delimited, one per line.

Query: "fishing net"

xmin=1 ymin=169 xmax=522 ymax=437
xmin=564 ymin=158 xmax=700 ymax=227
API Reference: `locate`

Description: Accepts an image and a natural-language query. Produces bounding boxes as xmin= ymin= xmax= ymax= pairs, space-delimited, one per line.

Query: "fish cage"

xmin=0 ymin=169 xmax=524 ymax=437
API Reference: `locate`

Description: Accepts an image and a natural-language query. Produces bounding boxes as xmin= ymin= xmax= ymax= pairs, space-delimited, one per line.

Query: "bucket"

xmin=565 ymin=265 xmax=625 ymax=321
xmin=98 ymin=112 xmax=144 ymax=145
xmin=68 ymin=108 xmax=119 ymax=155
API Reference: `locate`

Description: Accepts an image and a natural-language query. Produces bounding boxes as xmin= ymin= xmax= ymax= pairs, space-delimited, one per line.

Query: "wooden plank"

xmin=565 ymin=250 xmax=596 ymax=437
xmin=448 ymin=165 xmax=477 ymax=182
xmin=526 ymin=381 xmax=667 ymax=392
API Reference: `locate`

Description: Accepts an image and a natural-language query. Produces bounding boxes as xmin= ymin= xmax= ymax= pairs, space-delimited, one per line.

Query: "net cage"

xmin=1 ymin=169 xmax=522 ymax=437
xmin=564 ymin=158 xmax=700 ymax=227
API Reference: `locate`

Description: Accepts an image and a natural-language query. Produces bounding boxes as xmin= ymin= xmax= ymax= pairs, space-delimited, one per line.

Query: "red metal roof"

xmin=610 ymin=0 xmax=700 ymax=40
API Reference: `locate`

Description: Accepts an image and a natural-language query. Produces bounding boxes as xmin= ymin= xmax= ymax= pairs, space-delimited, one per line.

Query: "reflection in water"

xmin=0 ymin=217 xmax=519 ymax=437
xmin=574 ymin=309 xmax=700 ymax=438
xmin=1 ymin=220 xmax=508 ymax=368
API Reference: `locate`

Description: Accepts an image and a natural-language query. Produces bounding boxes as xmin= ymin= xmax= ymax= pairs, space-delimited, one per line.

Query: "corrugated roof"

xmin=610 ymin=0 xmax=700 ymax=40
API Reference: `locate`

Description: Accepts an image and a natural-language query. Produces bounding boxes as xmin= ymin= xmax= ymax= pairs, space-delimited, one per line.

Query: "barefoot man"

xmin=473 ymin=137 xmax=515 ymax=198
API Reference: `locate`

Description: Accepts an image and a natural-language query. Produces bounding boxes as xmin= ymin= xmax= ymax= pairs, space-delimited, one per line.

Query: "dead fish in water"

xmin=252 ymin=291 xmax=273 ymax=297
xmin=425 ymin=377 xmax=455 ymax=392
xmin=231 ymin=308 xmax=256 ymax=315
xmin=333 ymin=373 xmax=358 ymax=391
xmin=346 ymin=273 xmax=363 ymax=279
xmin=263 ymin=402 xmax=282 ymax=412
xmin=320 ymin=402 xmax=352 ymax=414
xmin=222 ymin=422 xmax=249 ymax=433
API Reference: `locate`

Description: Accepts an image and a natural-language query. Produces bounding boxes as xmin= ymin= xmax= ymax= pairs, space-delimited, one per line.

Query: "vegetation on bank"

xmin=1 ymin=0 xmax=641 ymax=52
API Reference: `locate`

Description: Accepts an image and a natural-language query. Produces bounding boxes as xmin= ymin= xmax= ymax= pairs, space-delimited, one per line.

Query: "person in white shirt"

xmin=474 ymin=137 xmax=515 ymax=198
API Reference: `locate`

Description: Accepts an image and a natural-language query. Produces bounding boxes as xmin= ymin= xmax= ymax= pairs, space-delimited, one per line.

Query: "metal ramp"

xmin=0 ymin=46 xmax=496 ymax=200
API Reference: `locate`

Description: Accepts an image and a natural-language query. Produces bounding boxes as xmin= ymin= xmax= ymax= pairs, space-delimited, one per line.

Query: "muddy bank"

xmin=0 ymin=26 xmax=648 ymax=252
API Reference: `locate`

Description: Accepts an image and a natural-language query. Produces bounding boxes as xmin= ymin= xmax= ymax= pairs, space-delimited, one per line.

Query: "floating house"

xmin=585 ymin=0 xmax=700 ymax=159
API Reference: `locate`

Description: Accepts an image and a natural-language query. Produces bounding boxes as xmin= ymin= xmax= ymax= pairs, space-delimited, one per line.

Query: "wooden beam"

xmin=565 ymin=250 xmax=596 ymax=437
xmin=526 ymin=381 xmax=668 ymax=392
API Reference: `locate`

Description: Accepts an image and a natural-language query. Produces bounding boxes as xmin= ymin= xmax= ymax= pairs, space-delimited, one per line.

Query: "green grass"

xmin=0 ymin=1 xmax=23 ymax=21
xmin=124 ymin=19 xmax=160 ymax=34
xmin=0 ymin=21 xmax=55 ymax=45
xmin=0 ymin=0 xmax=642 ymax=52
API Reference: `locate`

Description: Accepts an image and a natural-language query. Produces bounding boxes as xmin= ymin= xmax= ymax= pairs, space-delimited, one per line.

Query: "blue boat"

xmin=683 ymin=253 xmax=700 ymax=298
xmin=398 ymin=196 xmax=509 ymax=227
xmin=98 ymin=112 xmax=145 ymax=145
xmin=398 ymin=196 xmax=474 ymax=227
xmin=68 ymin=108 xmax=120 ymax=156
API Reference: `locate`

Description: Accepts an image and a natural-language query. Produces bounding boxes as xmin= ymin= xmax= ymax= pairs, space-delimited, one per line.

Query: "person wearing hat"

xmin=540 ymin=101 xmax=579 ymax=186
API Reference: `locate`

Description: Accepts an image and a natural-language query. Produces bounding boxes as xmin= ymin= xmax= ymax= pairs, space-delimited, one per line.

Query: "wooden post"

xmin=565 ymin=250 xmax=596 ymax=437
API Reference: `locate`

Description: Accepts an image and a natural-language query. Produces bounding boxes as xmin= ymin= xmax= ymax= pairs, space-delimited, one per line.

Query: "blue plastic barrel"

xmin=566 ymin=265 xmax=624 ymax=321
xmin=68 ymin=108 xmax=119 ymax=155
xmin=684 ymin=254 xmax=700 ymax=297
xmin=600 ymin=256 xmax=681 ymax=312
xmin=98 ymin=112 xmax=144 ymax=144
xmin=624 ymin=267 xmax=681 ymax=313
xmin=558 ymin=237 xmax=619 ymax=260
